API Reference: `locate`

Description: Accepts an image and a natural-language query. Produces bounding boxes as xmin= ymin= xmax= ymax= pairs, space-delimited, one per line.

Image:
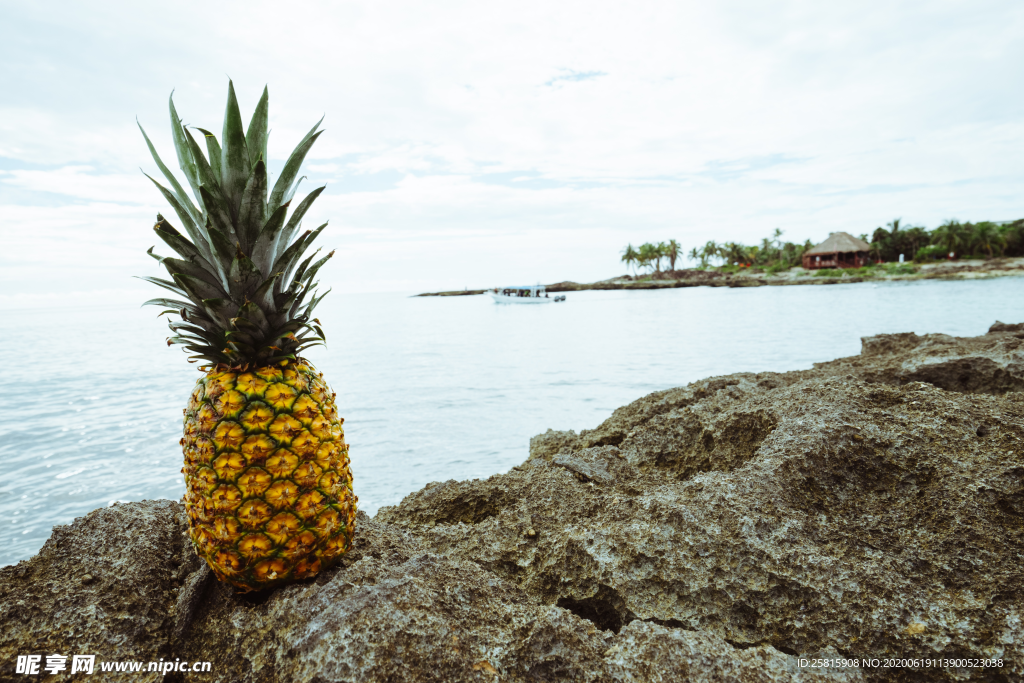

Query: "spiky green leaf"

xmin=246 ymin=86 xmax=269 ymax=170
xmin=221 ymin=81 xmax=250 ymax=218
xmin=274 ymin=223 xmax=327 ymax=287
xmin=138 ymin=122 xmax=203 ymax=228
xmin=185 ymin=128 xmax=235 ymax=237
xmin=292 ymin=249 xmax=320 ymax=286
xmin=302 ymin=288 xmax=332 ymax=318
xmin=227 ymin=252 xmax=262 ymax=298
xmin=301 ymin=250 xmax=334 ymax=284
xmin=248 ymin=273 xmax=280 ymax=310
xmin=194 ymin=128 xmax=223 ymax=186
xmin=144 ymin=175 xmax=213 ymax=261
xmin=205 ymin=221 xmax=237 ymax=265
xmin=168 ymin=92 xmax=205 ymax=213
xmin=144 ymin=85 xmax=336 ymax=367
xmin=272 ymin=185 xmax=325 ymax=259
xmin=252 ymin=204 xmax=289 ymax=277
xmin=142 ymin=297 xmax=202 ymax=315
xmin=238 ymin=301 xmax=271 ymax=334
xmin=237 ymin=159 xmax=267 ymax=253
xmin=152 ymin=219 xmax=199 ymax=258
xmin=153 ymin=221 xmax=228 ymax=289
xmin=160 ymin=256 xmax=227 ymax=293
xmin=268 ymin=124 xmax=323 ymax=216
xmin=201 ymin=298 xmax=237 ymax=330
xmin=199 ymin=186 xmax=239 ymax=250
xmin=173 ymin=272 xmax=227 ymax=302
xmin=287 ymin=279 xmax=316 ymax=318
xmin=136 ymin=276 xmax=186 ymax=298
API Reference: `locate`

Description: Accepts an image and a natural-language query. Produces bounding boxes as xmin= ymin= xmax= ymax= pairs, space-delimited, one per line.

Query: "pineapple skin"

xmin=181 ymin=359 xmax=356 ymax=592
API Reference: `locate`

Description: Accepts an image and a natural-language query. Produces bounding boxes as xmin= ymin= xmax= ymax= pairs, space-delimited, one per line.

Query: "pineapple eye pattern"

xmin=239 ymin=403 xmax=274 ymax=433
xmin=268 ymin=414 xmax=303 ymax=444
xmin=236 ymin=373 xmax=269 ymax=398
xmin=240 ymin=435 xmax=275 ymax=463
xmin=180 ymin=361 xmax=354 ymax=591
xmin=265 ymin=383 xmax=298 ymax=411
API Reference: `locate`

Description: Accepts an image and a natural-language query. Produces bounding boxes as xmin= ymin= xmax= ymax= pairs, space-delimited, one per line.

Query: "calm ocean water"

xmin=2 ymin=277 xmax=1023 ymax=566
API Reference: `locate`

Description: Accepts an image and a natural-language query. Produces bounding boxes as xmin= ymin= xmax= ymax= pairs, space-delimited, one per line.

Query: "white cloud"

xmin=0 ymin=166 xmax=150 ymax=203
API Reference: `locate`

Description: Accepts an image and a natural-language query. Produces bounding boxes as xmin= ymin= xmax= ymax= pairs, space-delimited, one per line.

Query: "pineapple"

xmin=138 ymin=82 xmax=355 ymax=591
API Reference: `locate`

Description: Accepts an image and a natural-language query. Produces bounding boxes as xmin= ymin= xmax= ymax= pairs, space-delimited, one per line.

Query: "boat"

xmin=489 ymin=285 xmax=564 ymax=304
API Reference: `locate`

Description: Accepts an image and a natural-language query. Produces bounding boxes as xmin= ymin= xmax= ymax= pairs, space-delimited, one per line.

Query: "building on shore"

xmin=801 ymin=232 xmax=872 ymax=269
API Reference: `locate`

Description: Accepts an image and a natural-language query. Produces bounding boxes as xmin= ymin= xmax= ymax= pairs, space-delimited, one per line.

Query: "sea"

xmin=2 ymin=276 xmax=1023 ymax=566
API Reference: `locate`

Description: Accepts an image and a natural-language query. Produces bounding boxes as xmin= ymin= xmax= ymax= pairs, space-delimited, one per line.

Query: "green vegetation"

xmin=621 ymin=239 xmax=682 ymax=274
xmin=814 ymin=268 xmax=853 ymax=277
xmin=809 ymin=264 xmax=918 ymax=278
xmin=869 ymin=218 xmax=1024 ymax=262
xmin=683 ymin=228 xmax=813 ymax=270
xmin=884 ymin=263 xmax=918 ymax=275
xmin=914 ymin=245 xmax=947 ymax=261
xmin=624 ymin=217 xmax=1024 ymax=275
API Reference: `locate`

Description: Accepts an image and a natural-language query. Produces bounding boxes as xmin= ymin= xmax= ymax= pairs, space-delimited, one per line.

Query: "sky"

xmin=1 ymin=0 xmax=1023 ymax=304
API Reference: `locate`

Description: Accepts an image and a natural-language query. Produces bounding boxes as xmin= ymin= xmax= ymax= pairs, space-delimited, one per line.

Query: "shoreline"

xmin=415 ymin=256 xmax=1024 ymax=296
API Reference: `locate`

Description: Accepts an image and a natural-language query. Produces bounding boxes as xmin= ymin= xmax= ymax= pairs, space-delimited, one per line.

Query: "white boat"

xmin=489 ymin=285 xmax=564 ymax=304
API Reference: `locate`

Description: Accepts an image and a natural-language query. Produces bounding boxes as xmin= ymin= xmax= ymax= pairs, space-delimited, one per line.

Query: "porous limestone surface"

xmin=2 ymin=323 xmax=1023 ymax=682
xmin=0 ymin=501 xmax=198 ymax=682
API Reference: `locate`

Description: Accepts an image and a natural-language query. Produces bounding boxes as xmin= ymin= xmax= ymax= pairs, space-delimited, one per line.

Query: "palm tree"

xmin=665 ymin=239 xmax=681 ymax=270
xmin=904 ymin=226 xmax=929 ymax=258
xmin=759 ymin=237 xmax=777 ymax=266
xmin=620 ymin=244 xmax=639 ymax=274
xmin=869 ymin=241 xmax=884 ymax=263
xmin=718 ymin=242 xmax=750 ymax=266
xmin=931 ymin=220 xmax=967 ymax=258
xmin=699 ymin=240 xmax=719 ymax=267
xmin=999 ymin=220 xmax=1024 ymax=256
xmin=972 ymin=222 xmax=1005 ymax=259
xmin=688 ymin=246 xmax=701 ymax=267
xmin=638 ymin=242 xmax=661 ymax=273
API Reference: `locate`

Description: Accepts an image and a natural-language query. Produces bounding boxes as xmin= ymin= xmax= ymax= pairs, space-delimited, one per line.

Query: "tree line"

xmin=619 ymin=240 xmax=682 ymax=273
xmin=622 ymin=218 xmax=1024 ymax=274
xmin=869 ymin=218 xmax=1024 ymax=262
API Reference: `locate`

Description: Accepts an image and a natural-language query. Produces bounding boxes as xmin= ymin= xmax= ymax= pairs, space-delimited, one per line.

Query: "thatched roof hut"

xmin=802 ymin=232 xmax=871 ymax=269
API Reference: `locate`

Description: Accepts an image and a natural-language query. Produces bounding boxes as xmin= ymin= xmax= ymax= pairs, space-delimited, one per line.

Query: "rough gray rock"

xmin=821 ymin=326 xmax=1024 ymax=394
xmin=3 ymin=324 xmax=1023 ymax=682
xmin=989 ymin=321 xmax=1024 ymax=334
xmin=530 ymin=428 xmax=580 ymax=462
xmin=0 ymin=500 xmax=190 ymax=681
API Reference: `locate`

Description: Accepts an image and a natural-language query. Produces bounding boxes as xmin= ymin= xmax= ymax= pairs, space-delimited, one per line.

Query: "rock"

xmin=529 ymin=428 xmax=579 ymax=461
xmin=815 ymin=327 xmax=1024 ymax=393
xmin=0 ymin=500 xmax=190 ymax=681
xmin=604 ymin=623 xmax=862 ymax=682
xmin=3 ymin=324 xmax=1024 ymax=681
xmin=552 ymin=448 xmax=614 ymax=485
xmin=990 ymin=321 xmax=1024 ymax=333
xmin=859 ymin=331 xmax=926 ymax=356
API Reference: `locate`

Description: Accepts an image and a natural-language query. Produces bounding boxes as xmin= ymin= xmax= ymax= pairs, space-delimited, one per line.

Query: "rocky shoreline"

xmin=416 ymin=257 xmax=1024 ymax=296
xmin=3 ymin=323 xmax=1024 ymax=681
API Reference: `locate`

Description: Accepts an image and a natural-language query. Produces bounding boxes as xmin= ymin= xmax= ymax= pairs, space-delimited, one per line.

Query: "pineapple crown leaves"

xmin=138 ymin=82 xmax=333 ymax=368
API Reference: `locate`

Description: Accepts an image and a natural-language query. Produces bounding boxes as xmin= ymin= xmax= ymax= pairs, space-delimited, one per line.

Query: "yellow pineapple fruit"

xmin=139 ymin=81 xmax=356 ymax=591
